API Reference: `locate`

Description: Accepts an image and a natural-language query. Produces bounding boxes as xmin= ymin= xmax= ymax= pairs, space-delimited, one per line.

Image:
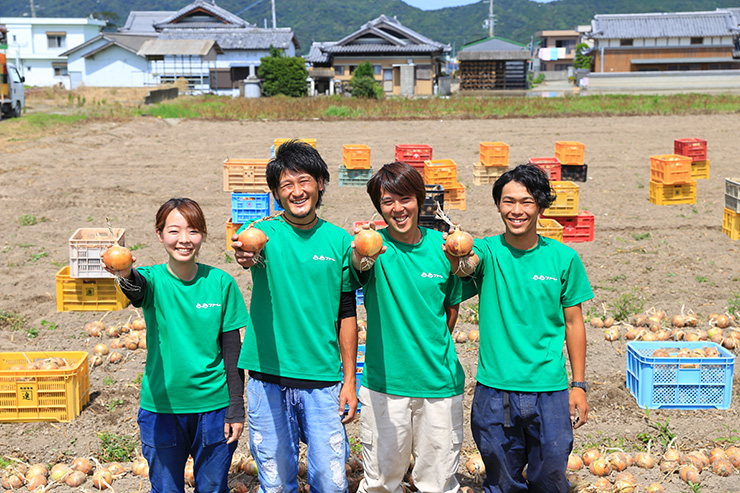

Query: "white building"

xmin=61 ymin=34 xmax=154 ymax=88
xmin=0 ymin=17 xmax=106 ymax=88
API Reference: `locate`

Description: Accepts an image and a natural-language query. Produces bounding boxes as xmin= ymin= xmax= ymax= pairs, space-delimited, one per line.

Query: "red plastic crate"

xmin=674 ymin=138 xmax=707 ymax=162
xmin=352 ymin=220 xmax=388 ymax=231
xmin=543 ymin=211 xmax=595 ymax=243
xmin=407 ymin=161 xmax=426 ymax=179
xmin=395 ymin=144 xmax=432 ymax=163
xmin=528 ymin=157 xmax=562 ymax=181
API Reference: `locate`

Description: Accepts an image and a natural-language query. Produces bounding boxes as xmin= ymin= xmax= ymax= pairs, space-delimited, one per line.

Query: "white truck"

xmin=1 ymin=25 xmax=24 ymax=119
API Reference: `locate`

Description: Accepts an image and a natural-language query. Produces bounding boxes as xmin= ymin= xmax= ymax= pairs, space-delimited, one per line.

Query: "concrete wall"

xmin=583 ymin=70 xmax=740 ymax=94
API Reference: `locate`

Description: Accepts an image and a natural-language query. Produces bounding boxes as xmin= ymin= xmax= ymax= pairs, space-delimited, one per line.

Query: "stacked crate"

xmin=540 ymin=182 xmax=594 ymax=243
xmin=648 ymin=154 xmax=697 ymax=206
xmin=424 ymin=159 xmax=465 ymax=211
xmin=271 ymin=138 xmax=317 ymax=158
xmin=339 ymin=144 xmax=373 ymax=187
xmin=474 ymin=142 xmax=509 ymax=186
xmin=674 ymin=138 xmax=709 ymax=181
xmin=419 ymin=184 xmax=447 ymax=231
xmin=529 ymin=157 xmax=561 ymax=181
xmin=57 ymin=228 xmax=130 ymax=312
xmin=724 ymin=178 xmax=740 ymax=240
xmin=555 ymin=141 xmax=588 ymax=182
xmin=223 ymin=158 xmax=279 ymax=251
xmin=395 ymin=144 xmax=433 ymax=178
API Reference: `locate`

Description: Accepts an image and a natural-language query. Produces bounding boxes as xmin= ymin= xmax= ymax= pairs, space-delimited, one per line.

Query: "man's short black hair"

xmin=492 ymin=164 xmax=556 ymax=210
xmin=366 ymin=162 xmax=426 ymax=219
xmin=266 ymin=139 xmax=331 ymax=207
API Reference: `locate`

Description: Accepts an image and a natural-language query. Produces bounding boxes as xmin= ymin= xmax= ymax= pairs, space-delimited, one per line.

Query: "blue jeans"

xmin=470 ymin=384 xmax=573 ymax=493
xmin=247 ymin=378 xmax=349 ymax=493
xmin=138 ymin=407 xmax=237 ymax=493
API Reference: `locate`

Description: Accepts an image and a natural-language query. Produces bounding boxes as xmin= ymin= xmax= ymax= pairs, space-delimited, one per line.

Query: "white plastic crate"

xmin=68 ymin=228 xmax=125 ymax=278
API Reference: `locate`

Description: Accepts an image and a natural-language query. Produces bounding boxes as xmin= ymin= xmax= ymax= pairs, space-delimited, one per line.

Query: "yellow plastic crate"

xmin=223 ymin=158 xmax=271 ymax=193
xmin=56 ymin=266 xmax=129 ymax=312
xmin=69 ymin=228 xmax=125 ymax=279
xmin=424 ymin=159 xmax=458 ymax=188
xmin=649 ymin=180 xmax=697 ymax=206
xmin=650 ymin=154 xmax=692 ymax=185
xmin=274 ymin=138 xmax=316 ymax=150
xmin=473 ymin=163 xmax=508 ymax=185
xmin=479 ymin=142 xmax=509 ymax=167
xmin=444 ymin=183 xmax=466 ymax=211
xmin=543 ymin=181 xmax=580 ymax=216
xmin=690 ymin=160 xmax=709 ymax=180
xmin=536 ymin=218 xmax=564 ymax=243
xmin=226 ymin=218 xmax=243 ymax=252
xmin=723 ymin=208 xmax=740 ymax=240
xmin=0 ymin=351 xmax=89 ymax=423
xmin=555 ymin=141 xmax=585 ymax=165
xmin=342 ymin=144 xmax=371 ymax=169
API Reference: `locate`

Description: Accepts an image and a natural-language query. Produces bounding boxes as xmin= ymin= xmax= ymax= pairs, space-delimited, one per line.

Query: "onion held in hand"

xmin=445 ymin=228 xmax=474 ymax=257
xmin=354 ymin=229 xmax=383 ymax=257
xmin=237 ymin=227 xmax=268 ymax=253
xmin=102 ymin=245 xmax=133 ymax=271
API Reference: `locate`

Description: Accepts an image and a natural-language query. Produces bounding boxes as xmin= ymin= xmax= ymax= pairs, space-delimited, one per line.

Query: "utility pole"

xmin=29 ymin=0 xmax=37 ymax=18
xmin=488 ymin=0 xmax=494 ymax=38
xmin=271 ymin=0 xmax=276 ymax=28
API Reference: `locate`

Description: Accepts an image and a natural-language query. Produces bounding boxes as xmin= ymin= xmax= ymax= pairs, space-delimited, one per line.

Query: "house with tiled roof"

xmin=305 ymin=15 xmax=450 ymax=96
xmin=587 ymin=8 xmax=740 ymax=73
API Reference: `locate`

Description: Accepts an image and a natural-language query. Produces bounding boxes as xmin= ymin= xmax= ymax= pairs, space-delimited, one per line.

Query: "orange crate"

xmin=55 ymin=266 xmax=129 ymax=312
xmin=424 ymin=159 xmax=458 ymax=188
xmin=226 ymin=218 xmax=243 ymax=252
xmin=723 ymin=208 xmax=740 ymax=240
xmin=536 ymin=218 xmax=564 ymax=243
xmin=649 ymin=180 xmax=697 ymax=206
xmin=555 ymin=141 xmax=585 ymax=165
xmin=0 ymin=351 xmax=89 ymax=423
xmin=223 ymin=158 xmax=271 ymax=193
xmin=444 ymin=183 xmax=466 ymax=211
xmin=650 ymin=154 xmax=692 ymax=184
xmin=342 ymin=144 xmax=371 ymax=169
xmin=674 ymin=138 xmax=707 ymax=161
xmin=691 ymin=160 xmax=709 ymax=180
xmin=479 ymin=142 xmax=509 ymax=167
xmin=543 ymin=181 xmax=579 ymax=216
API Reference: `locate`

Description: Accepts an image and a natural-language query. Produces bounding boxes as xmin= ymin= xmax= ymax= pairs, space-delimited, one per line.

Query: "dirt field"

xmin=1 ymin=113 xmax=739 ymax=492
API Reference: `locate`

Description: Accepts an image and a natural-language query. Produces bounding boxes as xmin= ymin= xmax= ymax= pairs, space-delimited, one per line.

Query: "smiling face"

xmin=156 ymin=208 xmax=204 ymax=265
xmin=497 ymin=180 xmax=542 ymax=246
xmin=276 ymin=169 xmax=323 ymax=222
xmin=379 ymin=188 xmax=420 ymax=243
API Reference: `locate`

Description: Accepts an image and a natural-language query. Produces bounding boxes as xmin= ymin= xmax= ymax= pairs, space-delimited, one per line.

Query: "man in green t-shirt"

xmin=448 ymin=164 xmax=593 ymax=493
xmin=352 ymin=162 xmax=465 ymax=492
xmin=231 ymin=141 xmax=358 ymax=492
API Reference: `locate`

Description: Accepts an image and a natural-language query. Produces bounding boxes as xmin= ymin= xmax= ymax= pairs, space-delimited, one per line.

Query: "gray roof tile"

xmin=119 ymin=11 xmax=176 ymax=33
xmin=160 ymin=28 xmax=298 ymax=51
xmin=154 ymin=0 xmax=250 ymax=29
xmin=590 ymin=10 xmax=740 ymax=39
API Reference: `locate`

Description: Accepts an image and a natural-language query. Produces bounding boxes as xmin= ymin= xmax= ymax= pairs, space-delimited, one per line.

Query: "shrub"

xmin=258 ymin=46 xmax=308 ymax=97
xmin=351 ymin=61 xmax=382 ymax=99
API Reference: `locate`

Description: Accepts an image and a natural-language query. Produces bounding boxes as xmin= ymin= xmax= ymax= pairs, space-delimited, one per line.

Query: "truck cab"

xmin=1 ymin=61 xmax=25 ymax=119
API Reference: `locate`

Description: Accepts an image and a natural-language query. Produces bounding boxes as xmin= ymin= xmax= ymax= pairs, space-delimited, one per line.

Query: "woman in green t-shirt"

xmin=107 ymin=198 xmax=249 ymax=493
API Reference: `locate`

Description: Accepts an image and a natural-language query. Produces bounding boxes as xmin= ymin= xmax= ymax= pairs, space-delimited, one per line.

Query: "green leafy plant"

xmin=97 ymin=432 xmax=136 ymax=462
xmin=103 ymin=376 xmax=116 ymax=386
xmin=223 ymin=253 xmax=233 ymax=264
xmin=728 ymin=291 xmax=740 ymax=318
xmin=573 ymin=43 xmax=593 ymax=70
xmin=609 ymin=288 xmax=645 ymax=321
xmin=17 ymin=214 xmax=40 ymax=226
xmin=40 ymin=319 xmax=57 ymax=331
xmin=350 ymin=61 xmax=382 ymax=99
xmin=131 ymin=373 xmax=144 ymax=386
xmin=129 ymin=243 xmax=147 ymax=251
xmin=695 ymin=276 xmax=708 ymax=283
xmin=258 ymin=46 xmax=308 ymax=97
xmin=0 ymin=457 xmax=12 ymax=468
xmin=30 ymin=252 xmax=48 ymax=263
xmin=0 ymin=311 xmax=25 ymax=331
xmin=631 ymin=232 xmax=651 ymax=241
xmin=26 ymin=327 xmax=39 ymax=339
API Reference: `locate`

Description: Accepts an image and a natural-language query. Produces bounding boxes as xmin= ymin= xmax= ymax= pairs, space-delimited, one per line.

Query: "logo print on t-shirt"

xmin=532 ymin=274 xmax=559 ymax=281
xmin=196 ymin=303 xmax=222 ymax=309
xmin=313 ymin=255 xmax=336 ymax=262
xmin=421 ymin=272 xmax=444 ymax=279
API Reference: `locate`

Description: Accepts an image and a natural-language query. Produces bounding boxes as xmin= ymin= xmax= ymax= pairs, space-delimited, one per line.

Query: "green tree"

xmin=350 ymin=61 xmax=382 ymax=99
xmin=573 ymin=43 xmax=593 ymax=70
xmin=258 ymin=46 xmax=308 ymax=97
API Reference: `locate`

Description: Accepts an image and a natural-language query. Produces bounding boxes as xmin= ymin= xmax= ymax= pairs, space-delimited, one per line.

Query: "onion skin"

xmin=567 ymin=453 xmax=583 ymax=471
xmin=445 ymin=229 xmax=474 ymax=257
xmin=237 ymin=227 xmax=268 ymax=253
xmin=646 ymin=484 xmax=664 ymax=493
xmin=354 ymin=229 xmax=384 ymax=257
xmin=589 ymin=458 xmax=611 ymax=476
xmin=102 ymin=245 xmax=133 ymax=271
xmin=66 ymin=470 xmax=87 ymax=487
xmin=581 ymin=448 xmax=601 ymax=466
xmin=679 ymin=464 xmax=700 ymax=484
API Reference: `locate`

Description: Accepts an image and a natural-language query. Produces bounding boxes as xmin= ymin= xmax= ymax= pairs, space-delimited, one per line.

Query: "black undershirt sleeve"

xmin=338 ymin=290 xmax=357 ymax=320
xmin=221 ymin=330 xmax=245 ymax=423
xmin=119 ymin=268 xmax=147 ymax=303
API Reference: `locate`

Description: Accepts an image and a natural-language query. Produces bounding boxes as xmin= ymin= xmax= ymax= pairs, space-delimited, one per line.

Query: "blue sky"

xmin=403 ymin=0 xmax=554 ymax=10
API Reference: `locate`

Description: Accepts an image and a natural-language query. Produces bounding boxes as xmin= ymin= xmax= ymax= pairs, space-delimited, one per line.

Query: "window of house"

xmin=383 ymin=69 xmax=393 ymax=81
xmin=47 ymin=32 xmax=67 ymax=49
xmin=708 ymin=63 xmax=720 ymax=70
xmin=334 ymin=65 xmax=345 ymax=76
xmin=373 ymin=65 xmax=382 ymax=76
xmin=52 ymin=63 xmax=68 ymax=77
xmin=348 ymin=65 xmax=357 ymax=75
xmin=690 ymin=37 xmax=703 ymax=45
xmin=416 ymin=65 xmax=431 ymax=80
xmin=620 ymin=39 xmax=633 ymax=46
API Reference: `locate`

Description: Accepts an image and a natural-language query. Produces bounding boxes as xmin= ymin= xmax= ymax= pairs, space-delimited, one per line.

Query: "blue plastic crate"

xmin=338 ymin=165 xmax=373 ymax=187
xmin=231 ymin=193 xmax=270 ymax=224
xmin=626 ymin=341 xmax=734 ymax=410
xmin=342 ymin=344 xmax=365 ymax=413
xmin=355 ymin=288 xmax=364 ymax=305
xmin=272 ymin=196 xmax=284 ymax=213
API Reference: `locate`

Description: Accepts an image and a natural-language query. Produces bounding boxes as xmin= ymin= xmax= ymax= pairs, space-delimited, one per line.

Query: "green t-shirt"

xmin=360 ymin=227 xmax=465 ymax=398
xmin=132 ymin=263 xmax=248 ymax=413
xmin=471 ymin=235 xmax=594 ymax=392
xmin=237 ymin=218 xmax=354 ymax=381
